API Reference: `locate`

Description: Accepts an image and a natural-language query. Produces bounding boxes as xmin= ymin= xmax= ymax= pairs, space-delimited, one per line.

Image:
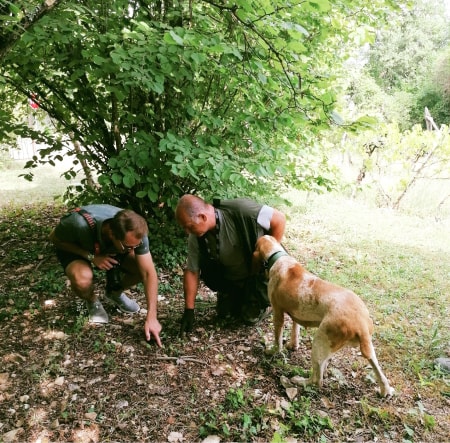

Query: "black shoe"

xmin=241 ymin=305 xmax=272 ymax=325
xmin=216 ymin=292 xmax=241 ymax=319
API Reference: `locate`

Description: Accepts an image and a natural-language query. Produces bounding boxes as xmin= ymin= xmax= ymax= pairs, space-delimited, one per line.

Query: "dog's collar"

xmin=265 ymin=250 xmax=289 ymax=271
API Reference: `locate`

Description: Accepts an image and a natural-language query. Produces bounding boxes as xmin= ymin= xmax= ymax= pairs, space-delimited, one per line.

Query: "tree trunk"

xmin=71 ymin=136 xmax=97 ymax=189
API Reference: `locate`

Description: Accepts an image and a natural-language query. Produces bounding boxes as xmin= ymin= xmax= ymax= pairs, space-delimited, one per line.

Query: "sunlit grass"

xmin=282 ymin=190 xmax=450 ymax=397
xmin=0 ymin=159 xmax=79 ymax=206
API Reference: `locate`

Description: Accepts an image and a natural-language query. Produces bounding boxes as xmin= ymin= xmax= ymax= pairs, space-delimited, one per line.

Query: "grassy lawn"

xmin=0 ymin=159 xmax=79 ymax=207
xmin=282 ymin=189 xmax=450 ymax=378
xmin=0 ymin=162 xmax=449 ymax=442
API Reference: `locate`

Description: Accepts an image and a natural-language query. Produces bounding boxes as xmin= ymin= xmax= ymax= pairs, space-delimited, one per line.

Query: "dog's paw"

xmin=379 ymin=386 xmax=395 ymax=398
xmin=290 ymin=375 xmax=310 ymax=387
xmin=286 ymin=342 xmax=299 ymax=351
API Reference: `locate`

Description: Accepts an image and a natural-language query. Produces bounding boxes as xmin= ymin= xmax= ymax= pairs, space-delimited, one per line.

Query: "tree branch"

xmin=0 ymin=0 xmax=62 ymax=59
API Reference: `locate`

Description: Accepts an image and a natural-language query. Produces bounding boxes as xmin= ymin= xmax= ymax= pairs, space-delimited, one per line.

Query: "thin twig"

xmin=156 ymin=356 xmax=208 ymax=365
xmin=35 ymin=255 xmax=50 ymax=271
xmin=2 ymin=239 xmax=16 ymax=247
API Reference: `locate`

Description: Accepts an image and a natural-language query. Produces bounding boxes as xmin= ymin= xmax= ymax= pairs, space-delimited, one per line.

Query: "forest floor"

xmin=0 ymin=187 xmax=449 ymax=442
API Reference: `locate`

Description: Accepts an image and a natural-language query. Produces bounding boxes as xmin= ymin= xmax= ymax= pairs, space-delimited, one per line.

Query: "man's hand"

xmin=92 ymin=254 xmax=119 ymax=271
xmin=144 ymin=318 xmax=162 ymax=347
xmin=179 ymin=308 xmax=195 ymax=335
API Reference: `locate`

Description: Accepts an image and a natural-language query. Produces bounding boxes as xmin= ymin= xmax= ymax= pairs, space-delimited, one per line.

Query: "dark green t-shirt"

xmin=186 ymin=199 xmax=273 ymax=282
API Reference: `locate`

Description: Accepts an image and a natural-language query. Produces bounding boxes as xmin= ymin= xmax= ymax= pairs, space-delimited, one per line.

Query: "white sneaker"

xmin=86 ymin=300 xmax=109 ymax=323
xmin=106 ymin=292 xmax=140 ymax=314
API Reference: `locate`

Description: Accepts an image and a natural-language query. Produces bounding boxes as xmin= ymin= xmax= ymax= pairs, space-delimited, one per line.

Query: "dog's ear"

xmin=251 ymin=239 xmax=264 ymax=274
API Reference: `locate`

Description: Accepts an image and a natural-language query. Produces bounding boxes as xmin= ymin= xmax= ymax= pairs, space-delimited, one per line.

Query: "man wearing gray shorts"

xmin=49 ymin=204 xmax=162 ymax=346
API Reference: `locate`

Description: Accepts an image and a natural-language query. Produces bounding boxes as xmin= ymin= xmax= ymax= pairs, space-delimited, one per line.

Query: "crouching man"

xmin=49 ymin=204 xmax=162 ymax=346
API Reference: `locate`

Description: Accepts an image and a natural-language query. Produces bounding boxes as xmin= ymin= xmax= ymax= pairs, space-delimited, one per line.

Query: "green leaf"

xmin=9 ymin=4 xmax=20 ymax=14
xmin=354 ymin=115 xmax=379 ymax=128
xmin=190 ymin=53 xmax=207 ymax=64
xmin=111 ymin=174 xmax=122 ymax=185
xmin=92 ymin=55 xmax=106 ymax=65
xmin=308 ymin=0 xmax=331 ymax=12
xmin=167 ymin=30 xmax=184 ymax=45
xmin=147 ymin=189 xmax=158 ymax=201
xmin=123 ymin=174 xmax=135 ymax=188
xmin=192 ymin=158 xmax=207 ymax=167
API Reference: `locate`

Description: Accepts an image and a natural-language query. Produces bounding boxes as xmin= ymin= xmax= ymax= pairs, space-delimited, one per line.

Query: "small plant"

xmin=92 ymin=333 xmax=117 ymax=354
xmin=198 ymin=410 xmax=223 ymax=437
xmin=31 ymin=269 xmax=66 ymax=296
xmin=103 ymin=355 xmax=116 ymax=372
xmin=360 ymin=398 xmax=395 ymax=433
xmin=403 ymin=423 xmax=415 ymax=441
xmin=423 ymin=413 xmax=436 ymax=431
xmin=198 ymin=387 xmax=270 ymax=441
xmin=283 ymin=396 xmax=333 ymax=439
xmin=405 ymin=401 xmax=437 ymax=433
xmin=65 ymin=314 xmax=87 ymax=334
xmin=426 ymin=323 xmax=445 ymax=354
xmin=224 ymin=387 xmax=246 ymax=410
xmin=158 ymin=275 xmax=183 ymax=296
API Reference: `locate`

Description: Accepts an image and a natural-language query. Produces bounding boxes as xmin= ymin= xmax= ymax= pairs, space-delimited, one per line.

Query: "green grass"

xmin=281 ymin=190 xmax=450 ymax=388
xmin=0 ymin=159 xmax=79 ymax=206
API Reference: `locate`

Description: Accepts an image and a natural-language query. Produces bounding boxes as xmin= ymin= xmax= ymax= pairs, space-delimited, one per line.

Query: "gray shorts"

xmin=55 ymin=249 xmax=90 ymax=272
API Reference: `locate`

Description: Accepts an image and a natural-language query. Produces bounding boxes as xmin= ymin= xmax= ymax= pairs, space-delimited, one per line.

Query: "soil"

xmin=0 ymin=205 xmax=449 ymax=443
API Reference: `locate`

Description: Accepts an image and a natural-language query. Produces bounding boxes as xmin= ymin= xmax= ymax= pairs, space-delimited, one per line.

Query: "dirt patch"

xmin=0 ymin=204 xmax=449 ymax=442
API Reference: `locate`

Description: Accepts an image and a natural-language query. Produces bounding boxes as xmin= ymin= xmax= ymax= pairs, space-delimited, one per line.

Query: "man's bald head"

xmin=175 ymin=194 xmax=215 ymax=237
xmin=175 ymin=194 xmax=208 ymax=222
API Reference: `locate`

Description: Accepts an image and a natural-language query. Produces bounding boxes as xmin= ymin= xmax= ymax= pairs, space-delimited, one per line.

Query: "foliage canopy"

xmin=0 ymin=0 xmax=394 ymax=212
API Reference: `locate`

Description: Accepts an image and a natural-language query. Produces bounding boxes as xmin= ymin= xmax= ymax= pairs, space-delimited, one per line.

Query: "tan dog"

xmin=254 ymin=235 xmax=394 ymax=397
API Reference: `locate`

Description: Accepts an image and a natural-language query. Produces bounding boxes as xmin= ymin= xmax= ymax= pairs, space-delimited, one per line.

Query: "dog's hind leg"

xmin=310 ymin=328 xmax=333 ymax=388
xmin=360 ymin=337 xmax=394 ymax=397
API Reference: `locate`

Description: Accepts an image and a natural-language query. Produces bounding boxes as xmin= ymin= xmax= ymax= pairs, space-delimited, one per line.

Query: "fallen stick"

xmin=155 ymin=355 xmax=208 ymax=365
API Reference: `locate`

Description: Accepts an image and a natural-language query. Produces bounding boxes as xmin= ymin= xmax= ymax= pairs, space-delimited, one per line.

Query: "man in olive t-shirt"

xmin=175 ymin=195 xmax=286 ymax=334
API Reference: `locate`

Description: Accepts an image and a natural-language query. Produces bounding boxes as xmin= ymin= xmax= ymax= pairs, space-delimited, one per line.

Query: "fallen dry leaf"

xmin=168 ymin=431 xmax=184 ymax=442
xmin=54 ymin=376 xmax=65 ymax=386
xmin=201 ymin=435 xmax=221 ymax=443
xmin=84 ymin=412 xmax=97 ymax=421
xmin=0 ymin=372 xmax=10 ymax=391
xmin=321 ymin=396 xmax=335 ymax=409
xmin=211 ymin=365 xmax=226 ymax=376
xmin=2 ymin=428 xmax=24 ymax=443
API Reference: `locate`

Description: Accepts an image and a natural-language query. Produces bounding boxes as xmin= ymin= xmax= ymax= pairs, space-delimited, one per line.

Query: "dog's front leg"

xmin=270 ymin=308 xmax=285 ymax=353
xmin=265 ymin=309 xmax=285 ymax=356
xmin=286 ymin=321 xmax=300 ymax=351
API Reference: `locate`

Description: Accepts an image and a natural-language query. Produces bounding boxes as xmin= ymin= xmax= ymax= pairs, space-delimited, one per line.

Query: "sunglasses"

xmin=119 ymin=239 xmax=142 ymax=252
